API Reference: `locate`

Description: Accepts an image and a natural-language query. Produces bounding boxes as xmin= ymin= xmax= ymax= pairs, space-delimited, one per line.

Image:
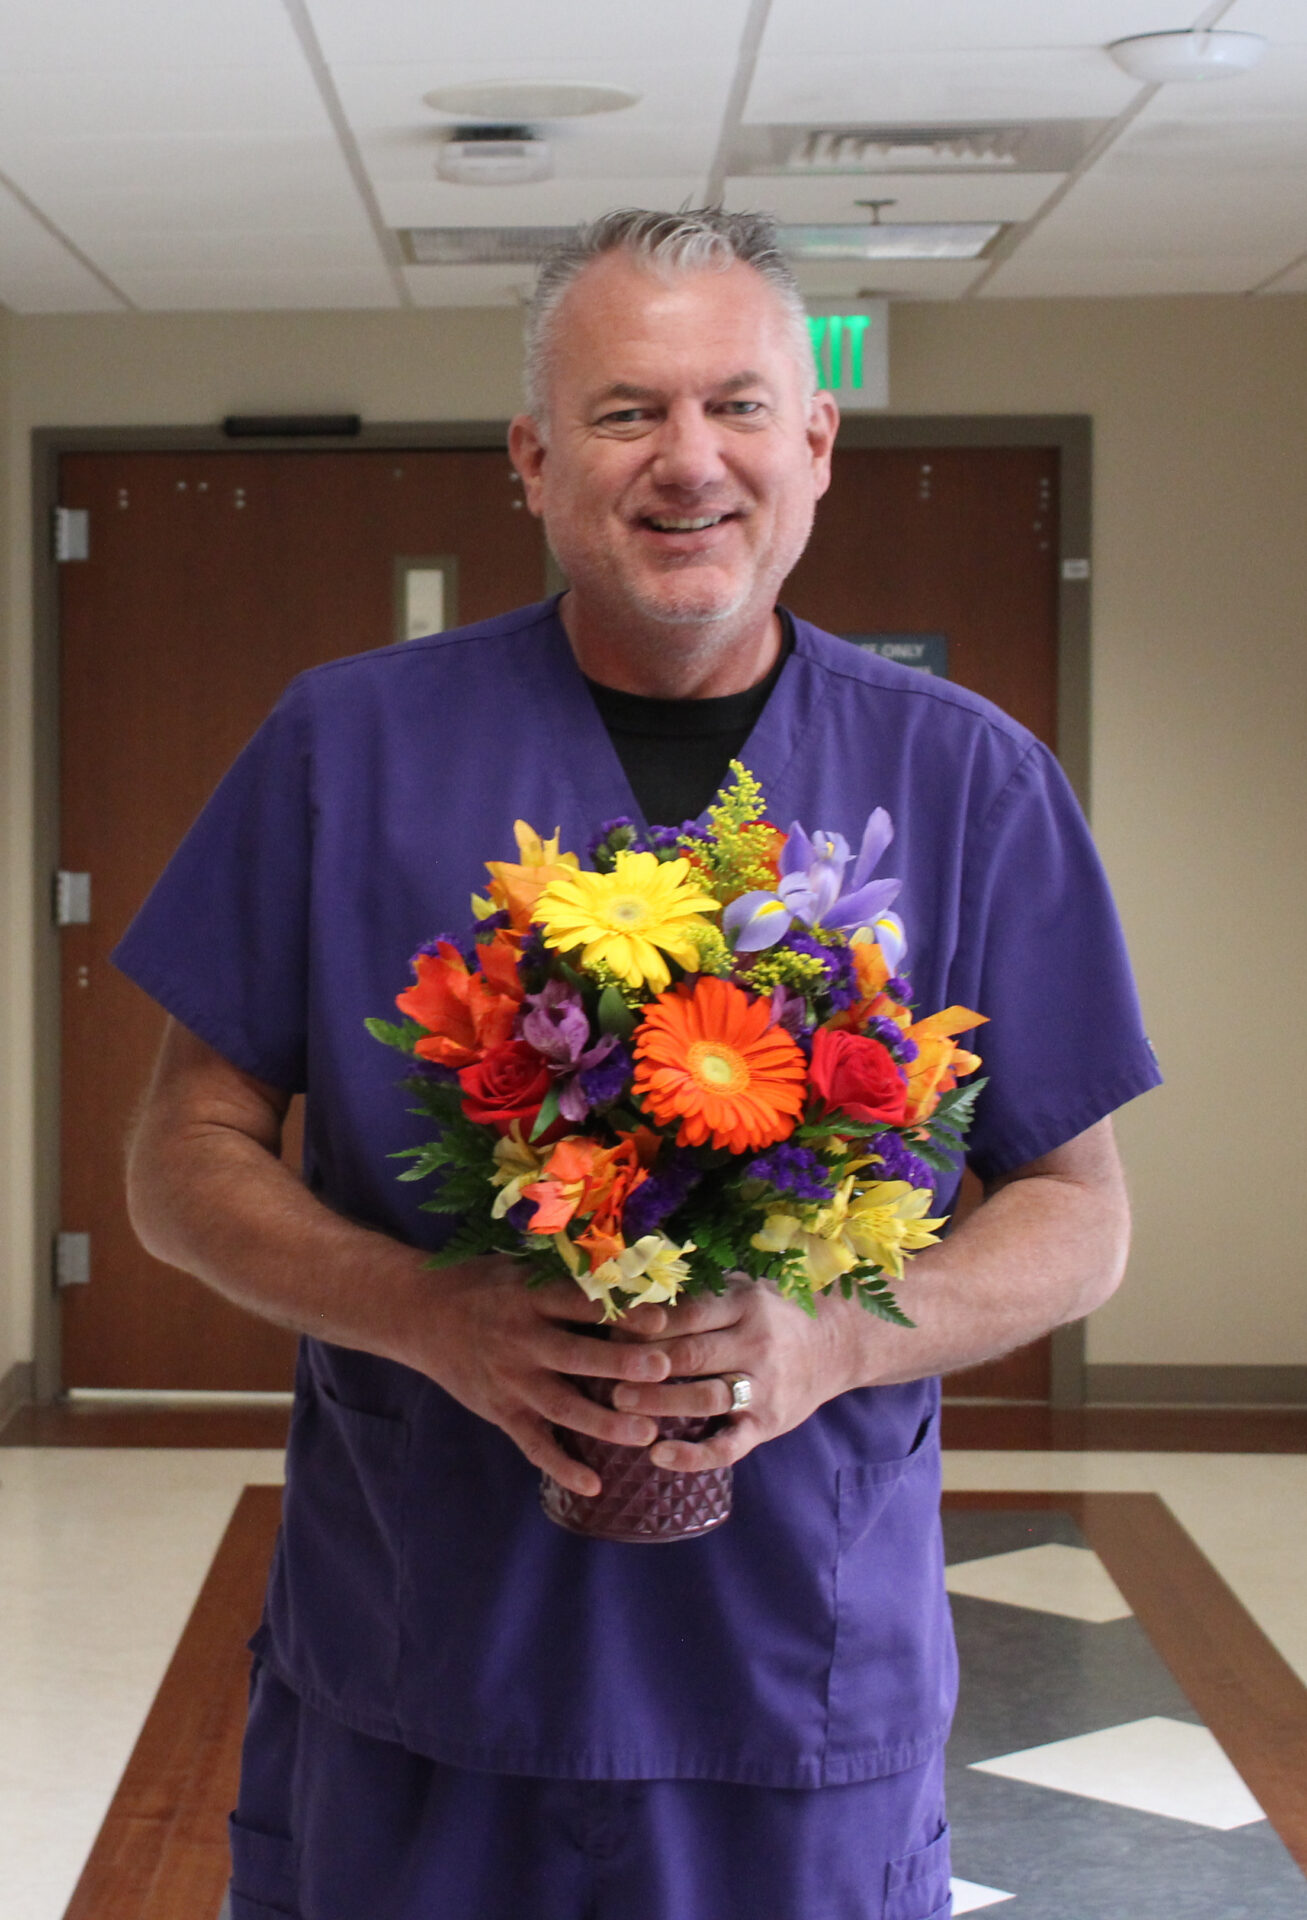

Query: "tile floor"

xmin=1 ymin=1445 xmax=1304 ymax=1920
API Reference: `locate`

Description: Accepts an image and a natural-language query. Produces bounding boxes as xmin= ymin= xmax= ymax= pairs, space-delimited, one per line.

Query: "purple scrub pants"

xmin=226 ymin=1663 xmax=952 ymax=1920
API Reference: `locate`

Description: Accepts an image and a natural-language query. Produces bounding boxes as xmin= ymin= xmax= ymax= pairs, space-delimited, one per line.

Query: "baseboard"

xmin=0 ymin=1360 xmax=36 ymax=1429
xmin=1086 ymin=1363 xmax=1307 ymax=1407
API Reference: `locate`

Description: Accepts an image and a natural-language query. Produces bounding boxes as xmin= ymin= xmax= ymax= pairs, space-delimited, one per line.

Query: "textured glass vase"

xmin=540 ymin=1376 xmax=733 ymax=1542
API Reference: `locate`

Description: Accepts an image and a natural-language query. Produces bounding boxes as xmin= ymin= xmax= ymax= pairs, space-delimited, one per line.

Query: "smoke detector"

xmin=436 ymin=125 xmax=552 ymax=187
xmin=1107 ymin=30 xmax=1267 ymax=83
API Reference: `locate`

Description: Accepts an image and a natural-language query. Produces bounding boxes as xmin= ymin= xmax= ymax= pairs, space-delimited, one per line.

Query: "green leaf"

xmin=597 ymin=984 xmax=636 ymax=1039
xmin=365 ymin=1016 xmax=425 ymax=1053
xmin=529 ymin=1082 xmax=562 ymax=1143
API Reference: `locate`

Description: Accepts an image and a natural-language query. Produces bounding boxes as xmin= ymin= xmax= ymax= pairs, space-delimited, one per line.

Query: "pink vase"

xmin=539 ymin=1376 xmax=733 ymax=1542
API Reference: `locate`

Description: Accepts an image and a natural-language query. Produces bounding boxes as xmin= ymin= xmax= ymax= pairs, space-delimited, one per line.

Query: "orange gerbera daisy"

xmin=632 ymin=975 xmax=807 ymax=1154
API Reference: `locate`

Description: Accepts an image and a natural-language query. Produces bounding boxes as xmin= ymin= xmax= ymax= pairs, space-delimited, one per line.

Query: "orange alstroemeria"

xmin=480 ymin=821 xmax=581 ymax=932
xmin=521 ymin=1133 xmax=650 ymax=1244
xmin=901 ymin=1008 xmax=986 ymax=1122
xmin=396 ymin=941 xmax=520 ymax=1070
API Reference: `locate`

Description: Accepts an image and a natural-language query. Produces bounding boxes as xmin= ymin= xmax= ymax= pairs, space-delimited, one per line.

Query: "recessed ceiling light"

xmin=423 ymin=81 xmax=640 ymax=120
xmin=780 ymin=222 xmax=1004 ymax=262
xmin=1107 ymin=30 xmax=1267 ymax=83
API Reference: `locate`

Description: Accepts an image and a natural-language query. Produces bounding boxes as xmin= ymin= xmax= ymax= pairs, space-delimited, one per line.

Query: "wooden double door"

xmin=56 ymin=441 xmax=1060 ymax=1395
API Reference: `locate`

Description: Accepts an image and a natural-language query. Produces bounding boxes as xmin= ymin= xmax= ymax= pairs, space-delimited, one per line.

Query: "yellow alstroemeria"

xmin=752 ymin=1177 xmax=946 ymax=1290
xmin=560 ymin=1231 xmax=696 ymax=1321
xmin=488 ymin=1123 xmax=546 ymax=1219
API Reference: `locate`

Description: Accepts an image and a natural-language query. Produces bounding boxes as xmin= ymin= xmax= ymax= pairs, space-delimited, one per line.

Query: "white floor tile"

xmin=945 ymin=1542 xmax=1132 ymax=1622
xmin=949 ymin=1878 xmax=1015 ymax=1914
xmin=969 ymin=1714 xmax=1267 ymax=1829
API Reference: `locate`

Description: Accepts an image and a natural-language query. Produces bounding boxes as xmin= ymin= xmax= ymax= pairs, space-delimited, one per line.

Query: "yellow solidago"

xmin=738 ymin=947 xmax=827 ymax=998
xmin=693 ymin=761 xmax=787 ymax=903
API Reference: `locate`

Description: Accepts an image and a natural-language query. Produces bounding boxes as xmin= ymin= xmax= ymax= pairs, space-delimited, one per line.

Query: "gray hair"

xmin=522 ymin=207 xmax=814 ymax=422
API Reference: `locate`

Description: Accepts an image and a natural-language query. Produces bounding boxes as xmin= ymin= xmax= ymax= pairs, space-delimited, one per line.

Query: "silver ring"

xmin=722 ymin=1372 xmax=753 ymax=1413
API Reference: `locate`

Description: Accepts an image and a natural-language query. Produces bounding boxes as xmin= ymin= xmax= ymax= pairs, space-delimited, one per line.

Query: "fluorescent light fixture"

xmin=779 ymin=222 xmax=1003 ymax=261
xmin=1107 ymin=30 xmax=1267 ymax=83
xmin=424 ymin=81 xmax=640 ymax=119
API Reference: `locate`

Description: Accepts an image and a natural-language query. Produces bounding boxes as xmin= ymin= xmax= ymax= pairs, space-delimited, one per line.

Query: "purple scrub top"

xmin=113 ymin=599 xmax=1159 ymax=1787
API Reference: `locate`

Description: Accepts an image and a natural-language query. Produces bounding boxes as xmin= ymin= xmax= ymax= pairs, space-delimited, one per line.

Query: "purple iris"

xmin=520 ymin=980 xmax=620 ymax=1122
xmin=723 ymin=808 xmax=902 ymax=953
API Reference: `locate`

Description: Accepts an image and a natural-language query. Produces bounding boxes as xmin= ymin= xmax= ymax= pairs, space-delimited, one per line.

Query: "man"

xmin=118 ymin=209 xmax=1159 ymax=1920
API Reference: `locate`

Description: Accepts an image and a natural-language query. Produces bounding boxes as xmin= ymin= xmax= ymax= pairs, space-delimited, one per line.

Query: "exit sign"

xmin=806 ymin=302 xmax=888 ymax=409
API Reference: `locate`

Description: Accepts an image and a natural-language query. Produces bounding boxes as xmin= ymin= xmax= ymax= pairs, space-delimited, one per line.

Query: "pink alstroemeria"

xmin=724 ymin=808 xmax=901 ymax=953
xmin=520 ymin=980 xmax=619 ymax=1122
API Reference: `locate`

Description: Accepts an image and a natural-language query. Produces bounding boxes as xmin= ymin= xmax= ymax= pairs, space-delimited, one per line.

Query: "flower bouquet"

xmin=368 ymin=764 xmax=985 ymax=1541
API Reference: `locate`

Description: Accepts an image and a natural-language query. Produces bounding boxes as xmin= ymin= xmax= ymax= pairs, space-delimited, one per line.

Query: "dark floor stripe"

xmin=61 ymin=1487 xmax=281 ymax=1920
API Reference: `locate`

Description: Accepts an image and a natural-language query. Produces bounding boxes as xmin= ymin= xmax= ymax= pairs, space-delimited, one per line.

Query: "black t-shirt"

xmin=583 ymin=610 xmax=795 ymax=828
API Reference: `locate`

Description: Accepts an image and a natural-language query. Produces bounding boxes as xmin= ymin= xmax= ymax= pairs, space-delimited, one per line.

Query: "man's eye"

xmin=599 ymin=408 xmax=650 ymax=426
xmin=719 ymin=399 xmax=765 ymax=417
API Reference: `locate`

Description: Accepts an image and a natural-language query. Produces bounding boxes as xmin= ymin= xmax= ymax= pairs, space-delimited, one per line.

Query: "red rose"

xmin=458 ymin=1040 xmax=552 ymax=1136
xmin=809 ymin=1028 xmax=908 ymax=1126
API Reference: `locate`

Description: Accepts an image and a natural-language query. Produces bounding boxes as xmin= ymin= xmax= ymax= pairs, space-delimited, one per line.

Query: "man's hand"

xmin=405 ymin=1263 xmax=676 ymax=1497
xmin=605 ymin=1279 xmax=861 ymax=1474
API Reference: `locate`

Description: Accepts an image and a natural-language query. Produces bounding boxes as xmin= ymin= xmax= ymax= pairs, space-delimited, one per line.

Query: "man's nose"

xmin=650 ymin=404 xmax=727 ymax=491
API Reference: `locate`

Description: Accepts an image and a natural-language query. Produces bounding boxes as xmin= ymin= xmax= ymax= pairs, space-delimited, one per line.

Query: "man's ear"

xmin=508 ymin=413 xmax=548 ymax=517
xmin=807 ymin=390 xmax=840 ymax=502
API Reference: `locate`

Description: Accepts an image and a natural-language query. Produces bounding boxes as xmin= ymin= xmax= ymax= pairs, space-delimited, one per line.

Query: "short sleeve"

xmin=953 ymin=741 xmax=1161 ymax=1180
xmin=111 ymin=681 xmax=312 ymax=1090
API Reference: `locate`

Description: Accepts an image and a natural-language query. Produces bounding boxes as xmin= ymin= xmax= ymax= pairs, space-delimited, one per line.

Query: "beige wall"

xmin=2 ymin=294 xmax=1304 ymax=1380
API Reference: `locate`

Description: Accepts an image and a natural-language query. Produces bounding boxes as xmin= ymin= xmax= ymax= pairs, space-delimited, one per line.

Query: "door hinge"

xmin=53 ymin=506 xmax=90 ymax=563
xmin=55 ymin=1232 xmax=91 ymax=1289
xmin=55 ymin=871 xmax=91 ymax=926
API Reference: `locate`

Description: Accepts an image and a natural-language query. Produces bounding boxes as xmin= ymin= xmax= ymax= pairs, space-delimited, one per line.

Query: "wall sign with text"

xmin=805 ymin=301 xmax=889 ymax=409
xmin=845 ymin=632 xmax=949 ymax=678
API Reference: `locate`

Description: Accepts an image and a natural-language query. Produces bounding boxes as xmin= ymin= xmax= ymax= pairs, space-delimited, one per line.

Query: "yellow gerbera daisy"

xmin=533 ymin=852 xmax=719 ymax=992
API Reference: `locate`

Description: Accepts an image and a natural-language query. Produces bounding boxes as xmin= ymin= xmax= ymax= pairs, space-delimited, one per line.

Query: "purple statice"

xmin=861 ymin=1131 xmax=934 ymax=1190
xmin=885 ymin=975 xmax=913 ymax=1003
xmin=410 ymin=928 xmax=479 ymax=968
xmin=865 ymin=1014 xmax=919 ymax=1066
xmin=784 ymin=929 xmax=860 ymax=1012
xmin=578 ymin=1042 xmax=633 ymax=1110
xmin=504 ymin=1198 xmax=536 ymax=1231
xmin=588 ymin=816 xmax=650 ymax=869
xmin=622 ymin=1150 xmax=702 ymax=1239
xmin=743 ymin=1143 xmax=835 ymax=1203
xmin=649 ymin=820 xmax=712 ymax=854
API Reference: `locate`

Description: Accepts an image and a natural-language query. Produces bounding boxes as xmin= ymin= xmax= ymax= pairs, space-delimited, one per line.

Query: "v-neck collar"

xmin=517 ymin=597 xmax=831 ymax=835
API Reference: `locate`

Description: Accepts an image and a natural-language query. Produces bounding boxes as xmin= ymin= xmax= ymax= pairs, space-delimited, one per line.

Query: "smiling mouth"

xmin=642 ymin=513 xmax=733 ymax=532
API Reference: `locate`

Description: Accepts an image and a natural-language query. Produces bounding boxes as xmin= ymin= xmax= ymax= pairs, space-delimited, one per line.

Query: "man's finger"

xmin=506 ymin=1412 xmax=603 ymax=1498
xmin=648 ymin=1414 xmax=763 ymax=1474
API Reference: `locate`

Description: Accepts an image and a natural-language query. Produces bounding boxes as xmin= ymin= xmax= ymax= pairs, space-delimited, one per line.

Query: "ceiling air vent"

xmin=401 ymin=228 xmax=575 ymax=267
xmin=729 ymin=120 xmax=1110 ymax=176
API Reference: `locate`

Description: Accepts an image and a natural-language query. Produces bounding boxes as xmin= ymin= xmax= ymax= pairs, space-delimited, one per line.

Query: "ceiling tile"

xmin=304 ymin=0 xmax=751 ymax=68
xmin=0 ymin=66 xmax=332 ymax=145
xmin=723 ymin=172 xmax=1064 ymax=223
xmin=1224 ymin=0 xmax=1307 ymax=42
xmin=746 ymin=47 xmax=1141 ymax=126
xmin=0 ymin=0 xmax=305 ymax=70
xmin=404 ymin=264 xmax=535 ymax=308
xmin=757 ymin=0 xmax=1198 ymax=59
xmin=93 ymin=228 xmax=388 ymax=274
xmin=1261 ymin=257 xmax=1307 ymax=291
xmin=0 ymin=186 xmax=123 ymax=312
xmin=110 ymin=264 xmax=399 ymax=310
xmin=378 ymin=177 xmax=707 ymax=231
xmin=5 ymin=133 xmax=378 ymax=237
xmin=791 ymin=258 xmax=986 ymax=299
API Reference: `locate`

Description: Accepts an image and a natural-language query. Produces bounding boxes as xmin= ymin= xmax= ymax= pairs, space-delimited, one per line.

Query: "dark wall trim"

xmin=30 ymin=414 xmax=1093 ymax=1405
xmin=1088 ymin=1365 xmax=1307 ymax=1408
xmin=0 ymin=1361 xmax=36 ymax=1430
